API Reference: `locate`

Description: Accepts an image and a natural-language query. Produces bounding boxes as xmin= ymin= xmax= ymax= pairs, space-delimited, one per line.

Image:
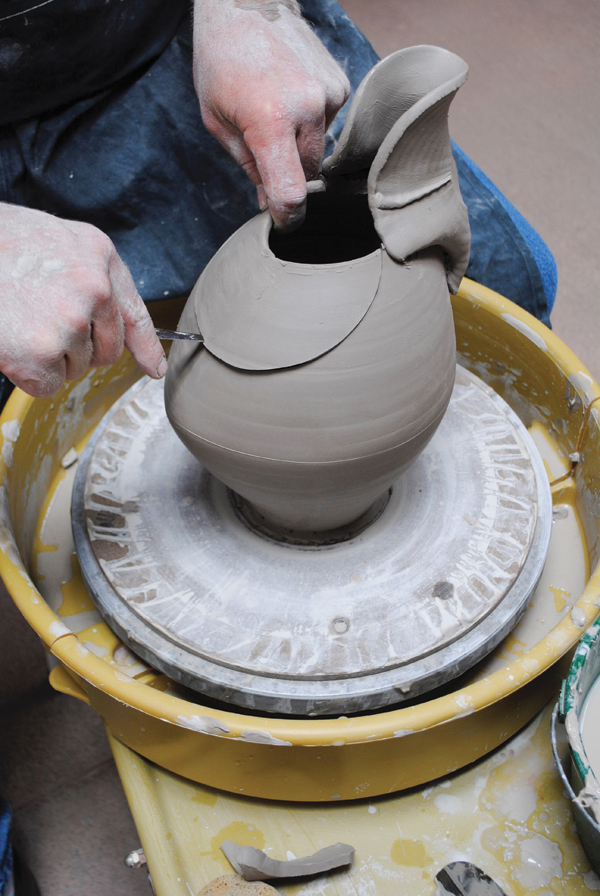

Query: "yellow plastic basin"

xmin=1 ymin=280 xmax=599 ymax=801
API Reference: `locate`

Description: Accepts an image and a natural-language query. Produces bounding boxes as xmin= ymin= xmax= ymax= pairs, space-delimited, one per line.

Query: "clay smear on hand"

xmin=233 ymin=0 xmax=300 ymax=20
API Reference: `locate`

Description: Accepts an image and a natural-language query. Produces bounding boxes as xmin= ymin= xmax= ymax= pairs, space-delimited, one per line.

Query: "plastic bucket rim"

xmin=1 ymin=279 xmax=600 ymax=746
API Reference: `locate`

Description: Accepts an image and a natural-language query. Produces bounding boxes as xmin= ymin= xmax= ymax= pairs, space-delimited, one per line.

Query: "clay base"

xmin=230 ymin=488 xmax=392 ymax=547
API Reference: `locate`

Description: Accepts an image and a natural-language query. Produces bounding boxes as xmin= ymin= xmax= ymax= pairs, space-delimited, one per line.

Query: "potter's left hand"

xmin=193 ymin=0 xmax=350 ymax=230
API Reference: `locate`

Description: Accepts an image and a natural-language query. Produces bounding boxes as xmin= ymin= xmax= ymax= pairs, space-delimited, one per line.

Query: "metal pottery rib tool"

xmin=435 ymin=862 xmax=509 ymax=896
xmin=155 ymin=328 xmax=204 ymax=342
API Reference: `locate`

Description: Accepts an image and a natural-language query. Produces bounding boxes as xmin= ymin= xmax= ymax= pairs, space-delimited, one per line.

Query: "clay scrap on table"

xmin=221 ymin=841 xmax=355 ymax=881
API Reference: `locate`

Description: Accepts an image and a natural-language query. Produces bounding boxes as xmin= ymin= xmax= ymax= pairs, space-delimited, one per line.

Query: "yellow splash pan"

xmin=1 ymin=280 xmax=599 ymax=802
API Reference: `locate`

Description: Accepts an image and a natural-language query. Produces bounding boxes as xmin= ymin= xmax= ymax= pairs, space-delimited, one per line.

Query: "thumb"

xmin=109 ymin=253 xmax=167 ymax=379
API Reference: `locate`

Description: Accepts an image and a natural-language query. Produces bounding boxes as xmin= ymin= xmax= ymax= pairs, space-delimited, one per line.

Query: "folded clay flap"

xmin=194 ymin=212 xmax=382 ymax=371
xmin=323 ymin=46 xmax=470 ymax=293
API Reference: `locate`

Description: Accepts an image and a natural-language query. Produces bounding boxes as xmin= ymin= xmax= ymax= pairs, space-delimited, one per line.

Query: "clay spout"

xmin=323 ymin=45 xmax=471 ymax=292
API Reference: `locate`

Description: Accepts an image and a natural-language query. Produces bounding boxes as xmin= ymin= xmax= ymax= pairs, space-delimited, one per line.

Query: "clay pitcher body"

xmin=165 ymin=46 xmax=471 ymax=535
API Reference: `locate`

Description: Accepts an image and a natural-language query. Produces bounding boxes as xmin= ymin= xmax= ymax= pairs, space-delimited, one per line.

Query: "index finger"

xmin=109 ymin=251 xmax=168 ymax=379
xmin=246 ymin=124 xmax=308 ymax=231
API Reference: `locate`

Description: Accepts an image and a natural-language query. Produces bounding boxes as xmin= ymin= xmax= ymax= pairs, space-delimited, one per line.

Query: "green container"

xmin=552 ymin=615 xmax=600 ymax=874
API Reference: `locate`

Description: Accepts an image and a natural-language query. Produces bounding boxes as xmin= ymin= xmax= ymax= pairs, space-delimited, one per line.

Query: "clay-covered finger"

xmin=60 ymin=266 xmax=112 ymax=378
xmin=63 ymin=338 xmax=94 ymax=381
xmin=296 ymin=115 xmax=327 ymax=183
xmin=109 ymin=252 xmax=167 ymax=379
xmin=126 ymin=308 xmax=168 ymax=379
xmin=30 ymin=313 xmax=90 ymax=389
xmin=208 ymin=121 xmax=269 ymax=211
xmin=204 ymin=113 xmax=264 ymax=188
xmin=256 ymin=184 xmax=268 ymax=212
xmin=247 ymin=126 xmax=307 ymax=231
xmin=324 ymin=73 xmax=351 ymax=131
xmin=89 ymin=312 xmax=125 ymax=369
xmin=89 ymin=274 xmax=126 ymax=369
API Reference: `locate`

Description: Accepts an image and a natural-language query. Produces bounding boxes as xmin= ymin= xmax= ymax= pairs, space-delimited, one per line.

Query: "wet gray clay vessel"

xmin=165 ymin=46 xmax=471 ymax=534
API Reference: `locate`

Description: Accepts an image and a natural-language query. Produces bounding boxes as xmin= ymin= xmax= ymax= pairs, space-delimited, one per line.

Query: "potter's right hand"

xmin=193 ymin=0 xmax=350 ymax=231
xmin=0 ymin=204 xmax=167 ymax=398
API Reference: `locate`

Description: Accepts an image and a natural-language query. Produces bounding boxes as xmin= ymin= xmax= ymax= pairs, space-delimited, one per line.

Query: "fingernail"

xmin=156 ymin=355 xmax=168 ymax=378
xmin=274 ymin=206 xmax=305 ymax=233
xmin=257 ymin=186 xmax=268 ymax=212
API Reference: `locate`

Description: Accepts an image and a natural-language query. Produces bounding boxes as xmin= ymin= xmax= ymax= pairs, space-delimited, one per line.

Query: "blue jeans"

xmin=0 ymin=799 xmax=12 ymax=896
xmin=452 ymin=143 xmax=556 ymax=326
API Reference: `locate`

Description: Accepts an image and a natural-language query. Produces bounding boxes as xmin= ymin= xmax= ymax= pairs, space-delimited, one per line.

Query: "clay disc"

xmin=194 ymin=214 xmax=382 ymax=371
xmin=72 ymin=367 xmax=551 ymax=716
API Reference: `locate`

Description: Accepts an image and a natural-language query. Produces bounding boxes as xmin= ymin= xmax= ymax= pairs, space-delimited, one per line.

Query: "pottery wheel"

xmin=72 ymin=366 xmax=552 ymax=715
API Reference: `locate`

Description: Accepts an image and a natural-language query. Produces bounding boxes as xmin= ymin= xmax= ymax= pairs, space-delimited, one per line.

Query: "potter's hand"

xmin=0 ymin=204 xmax=167 ymax=398
xmin=193 ymin=0 xmax=350 ymax=230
